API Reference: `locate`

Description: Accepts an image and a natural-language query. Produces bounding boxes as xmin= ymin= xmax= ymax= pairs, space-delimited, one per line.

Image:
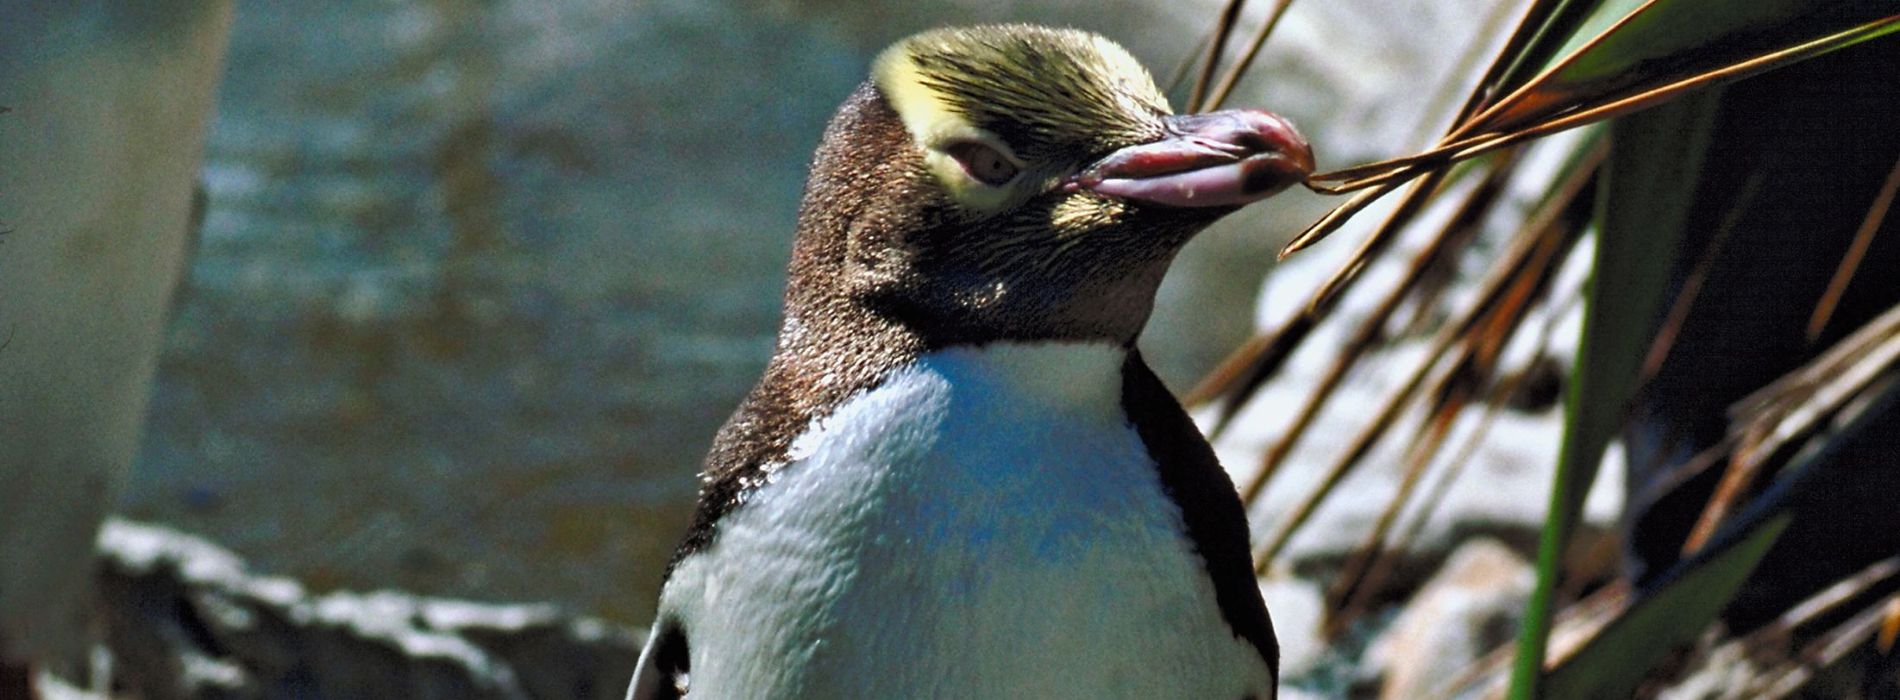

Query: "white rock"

xmin=94 ymin=519 xmax=638 ymax=700
xmin=1261 ymin=575 xmax=1329 ymax=679
xmin=1362 ymin=538 xmax=1534 ymax=700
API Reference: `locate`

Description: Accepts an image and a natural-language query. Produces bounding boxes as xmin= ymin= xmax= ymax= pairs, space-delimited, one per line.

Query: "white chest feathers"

xmin=656 ymin=342 xmax=1273 ymax=699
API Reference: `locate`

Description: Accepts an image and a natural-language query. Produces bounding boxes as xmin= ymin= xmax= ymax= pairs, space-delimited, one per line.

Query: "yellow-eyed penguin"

xmin=628 ymin=25 xmax=1314 ymax=699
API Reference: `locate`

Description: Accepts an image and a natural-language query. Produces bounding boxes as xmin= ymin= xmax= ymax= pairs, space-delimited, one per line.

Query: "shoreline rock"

xmin=86 ymin=519 xmax=638 ymax=700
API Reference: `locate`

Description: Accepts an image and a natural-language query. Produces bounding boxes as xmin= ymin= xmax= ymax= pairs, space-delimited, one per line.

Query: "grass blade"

xmin=1506 ymin=85 xmax=1725 ymax=700
xmin=1541 ymin=515 xmax=1791 ymax=700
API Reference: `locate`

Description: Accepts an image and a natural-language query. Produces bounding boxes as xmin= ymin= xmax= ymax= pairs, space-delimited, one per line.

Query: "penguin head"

xmin=788 ymin=25 xmax=1313 ymax=346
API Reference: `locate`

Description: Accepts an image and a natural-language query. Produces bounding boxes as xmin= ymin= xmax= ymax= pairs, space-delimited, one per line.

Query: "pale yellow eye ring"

xmin=944 ymin=140 xmax=1021 ymax=187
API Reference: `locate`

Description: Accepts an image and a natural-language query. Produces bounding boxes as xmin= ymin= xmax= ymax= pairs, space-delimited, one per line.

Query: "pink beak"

xmin=1069 ymin=109 xmax=1314 ymax=208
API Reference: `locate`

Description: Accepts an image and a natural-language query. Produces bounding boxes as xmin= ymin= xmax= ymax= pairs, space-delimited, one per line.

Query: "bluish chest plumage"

xmin=648 ymin=342 xmax=1273 ymax=699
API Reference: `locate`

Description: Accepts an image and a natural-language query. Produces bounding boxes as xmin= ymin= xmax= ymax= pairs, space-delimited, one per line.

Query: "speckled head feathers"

xmin=873 ymin=25 xmax=1169 ymax=167
xmin=759 ymin=24 xmax=1311 ymax=353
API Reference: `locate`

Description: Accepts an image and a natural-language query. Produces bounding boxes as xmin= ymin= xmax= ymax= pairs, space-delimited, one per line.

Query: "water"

xmin=131 ymin=0 xmax=860 ymax=623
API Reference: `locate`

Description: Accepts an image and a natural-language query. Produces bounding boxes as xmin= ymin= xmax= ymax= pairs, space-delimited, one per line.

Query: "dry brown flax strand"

xmin=1250 ymin=167 xmax=1594 ymax=571
xmin=1305 ymin=14 xmax=1900 ymax=200
xmin=1199 ymin=0 xmax=1299 ymax=112
xmin=1225 ymin=159 xmax=1515 ymax=499
xmin=1326 ymin=220 xmax=1572 ymax=626
xmin=1807 ymin=154 xmax=1900 ymax=342
xmin=1188 ymin=0 xmax=1250 ymax=112
xmin=1686 ymin=305 xmax=1900 ymax=554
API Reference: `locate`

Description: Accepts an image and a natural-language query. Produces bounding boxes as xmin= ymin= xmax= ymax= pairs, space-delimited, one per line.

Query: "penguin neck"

xmin=915 ymin=341 xmax=1128 ymax=412
xmin=768 ymin=289 xmax=1139 ymax=407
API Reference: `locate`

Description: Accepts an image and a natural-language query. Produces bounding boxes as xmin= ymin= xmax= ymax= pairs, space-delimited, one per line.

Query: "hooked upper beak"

xmin=1068 ymin=108 xmax=1314 ymax=209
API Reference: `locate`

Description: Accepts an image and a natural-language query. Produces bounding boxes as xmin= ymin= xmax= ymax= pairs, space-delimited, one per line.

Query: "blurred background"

xmin=120 ymin=0 xmax=1480 ymax=626
xmin=10 ymin=1 xmax=1896 ymax=697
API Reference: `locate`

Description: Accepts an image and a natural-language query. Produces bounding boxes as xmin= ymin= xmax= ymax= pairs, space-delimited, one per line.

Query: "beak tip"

xmin=1293 ymin=139 xmax=1317 ymax=175
xmin=1226 ymin=110 xmax=1313 ymax=199
xmin=1249 ymin=109 xmax=1316 ymax=173
xmin=1076 ymin=107 xmax=1316 ymax=209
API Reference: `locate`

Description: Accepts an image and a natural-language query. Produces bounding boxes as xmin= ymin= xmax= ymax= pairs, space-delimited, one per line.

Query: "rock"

xmin=1260 ymin=576 xmax=1328 ymax=679
xmin=34 ymin=672 xmax=108 ymax=700
xmin=1655 ymin=641 xmax=1760 ymax=700
xmin=1362 ymin=538 xmax=1534 ymax=700
xmin=93 ymin=519 xmax=639 ymax=700
xmin=1277 ymin=687 xmax=1331 ymax=700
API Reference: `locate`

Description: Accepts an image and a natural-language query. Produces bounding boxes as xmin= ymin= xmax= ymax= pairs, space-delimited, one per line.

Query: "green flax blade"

xmin=1506 ymin=85 xmax=1725 ymax=700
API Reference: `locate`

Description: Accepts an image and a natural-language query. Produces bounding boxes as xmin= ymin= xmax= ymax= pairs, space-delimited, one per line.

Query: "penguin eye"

xmin=944 ymin=140 xmax=1020 ymax=187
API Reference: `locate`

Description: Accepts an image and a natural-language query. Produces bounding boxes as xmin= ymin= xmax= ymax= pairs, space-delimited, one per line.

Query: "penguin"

xmin=628 ymin=25 xmax=1314 ymax=699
